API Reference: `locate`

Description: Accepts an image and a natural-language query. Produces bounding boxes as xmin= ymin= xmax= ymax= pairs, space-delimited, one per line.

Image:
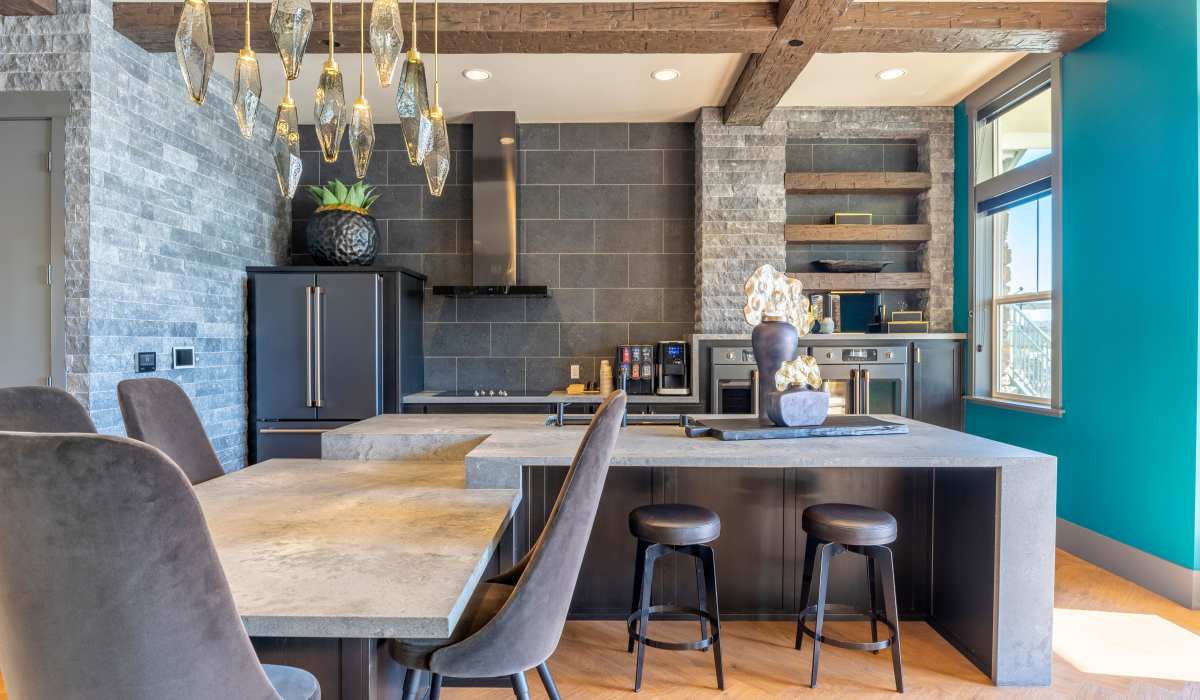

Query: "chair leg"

xmin=809 ymin=542 xmax=834 ymax=689
xmin=634 ymin=544 xmax=661 ymax=692
xmin=871 ymin=545 xmax=905 ymax=693
xmin=510 ymin=670 xmax=531 ymax=700
xmin=867 ymin=555 xmax=880 ymax=654
xmin=795 ymin=535 xmax=819 ymax=650
xmin=429 ymin=673 xmax=443 ymax=700
xmin=694 ymin=553 xmax=709 ymax=652
xmin=627 ymin=538 xmax=649 ymax=653
xmin=401 ymin=669 xmax=422 ymax=700
xmin=700 ymin=545 xmax=725 ymax=691
xmin=536 ymin=662 xmax=562 ymax=700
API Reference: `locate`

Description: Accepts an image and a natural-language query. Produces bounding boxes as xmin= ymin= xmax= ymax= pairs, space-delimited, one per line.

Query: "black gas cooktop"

xmin=432 ymin=389 xmax=553 ymax=398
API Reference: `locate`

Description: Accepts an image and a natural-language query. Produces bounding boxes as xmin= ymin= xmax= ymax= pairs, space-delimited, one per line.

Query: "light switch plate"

xmin=173 ymin=346 xmax=195 ymax=369
xmin=570 ymin=364 xmax=581 ymax=380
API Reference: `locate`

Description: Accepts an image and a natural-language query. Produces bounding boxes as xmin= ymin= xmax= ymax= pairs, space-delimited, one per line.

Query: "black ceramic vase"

xmin=751 ymin=315 xmax=799 ymax=425
xmin=306 ymin=207 xmax=379 ymax=266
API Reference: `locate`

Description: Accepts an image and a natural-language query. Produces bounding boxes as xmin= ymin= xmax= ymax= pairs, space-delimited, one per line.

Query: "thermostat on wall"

xmin=173 ymin=347 xmax=195 ymax=369
xmin=136 ymin=352 xmax=156 ymax=373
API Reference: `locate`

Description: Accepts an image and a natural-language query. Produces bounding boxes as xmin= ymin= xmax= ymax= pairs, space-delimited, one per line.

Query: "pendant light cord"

xmin=433 ymin=0 xmax=439 ymax=107
xmin=244 ymin=0 xmax=251 ymax=49
xmin=328 ymin=0 xmax=335 ymax=60
xmin=410 ymin=0 xmax=417 ymax=53
xmin=359 ymin=0 xmax=365 ymax=95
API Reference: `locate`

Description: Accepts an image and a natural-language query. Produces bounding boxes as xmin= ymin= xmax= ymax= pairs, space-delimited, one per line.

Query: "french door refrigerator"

xmin=248 ymin=267 xmax=424 ymax=462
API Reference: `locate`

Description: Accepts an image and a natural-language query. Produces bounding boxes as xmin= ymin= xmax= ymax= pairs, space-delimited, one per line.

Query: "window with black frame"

xmin=966 ymin=57 xmax=1063 ymax=413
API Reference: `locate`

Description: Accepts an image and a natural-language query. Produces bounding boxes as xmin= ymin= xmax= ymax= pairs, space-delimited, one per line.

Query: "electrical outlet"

xmin=570 ymin=364 xmax=581 ymax=380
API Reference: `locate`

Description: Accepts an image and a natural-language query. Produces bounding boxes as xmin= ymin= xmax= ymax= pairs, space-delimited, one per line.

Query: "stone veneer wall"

xmin=694 ymin=107 xmax=954 ymax=333
xmin=294 ymin=122 xmax=695 ymax=393
xmin=2 ymin=0 xmax=289 ymax=469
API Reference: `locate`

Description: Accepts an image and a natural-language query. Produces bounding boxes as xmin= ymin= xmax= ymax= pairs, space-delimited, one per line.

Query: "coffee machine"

xmin=655 ymin=341 xmax=689 ymax=395
xmin=615 ymin=345 xmax=655 ymax=395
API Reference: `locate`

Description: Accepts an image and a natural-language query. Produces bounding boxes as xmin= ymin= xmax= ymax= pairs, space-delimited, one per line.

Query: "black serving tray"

xmin=684 ymin=415 xmax=907 ymax=440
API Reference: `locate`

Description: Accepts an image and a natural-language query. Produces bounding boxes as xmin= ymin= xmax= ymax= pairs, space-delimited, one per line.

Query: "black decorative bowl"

xmin=306 ymin=206 xmax=379 ymax=266
xmin=814 ymin=259 xmax=891 ymax=273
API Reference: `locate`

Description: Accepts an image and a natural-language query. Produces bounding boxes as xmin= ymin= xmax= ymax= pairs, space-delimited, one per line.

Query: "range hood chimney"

xmin=432 ymin=111 xmax=549 ymax=297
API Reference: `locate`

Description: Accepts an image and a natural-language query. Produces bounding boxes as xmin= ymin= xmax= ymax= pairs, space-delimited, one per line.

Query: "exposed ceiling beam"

xmin=722 ymin=0 xmax=854 ymax=126
xmin=113 ymin=2 xmax=778 ymax=54
xmin=111 ymin=1 xmax=1105 ymax=55
xmin=824 ymin=1 xmax=1107 ymax=53
xmin=0 ymin=0 xmax=55 ymax=15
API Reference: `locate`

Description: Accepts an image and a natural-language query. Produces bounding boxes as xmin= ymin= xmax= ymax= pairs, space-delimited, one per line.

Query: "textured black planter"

xmin=306 ymin=207 xmax=379 ymax=266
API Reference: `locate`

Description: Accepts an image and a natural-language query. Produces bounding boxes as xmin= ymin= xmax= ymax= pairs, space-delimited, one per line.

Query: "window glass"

xmin=994 ymin=194 xmax=1052 ymax=296
xmin=976 ymin=87 xmax=1052 ymax=183
xmin=996 ymin=300 xmax=1052 ymax=401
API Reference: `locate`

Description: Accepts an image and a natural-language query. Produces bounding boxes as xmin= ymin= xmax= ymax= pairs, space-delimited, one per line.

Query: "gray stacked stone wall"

xmin=694 ymin=106 xmax=955 ymax=333
xmin=294 ymin=122 xmax=695 ymax=393
xmin=2 ymin=0 xmax=290 ymax=470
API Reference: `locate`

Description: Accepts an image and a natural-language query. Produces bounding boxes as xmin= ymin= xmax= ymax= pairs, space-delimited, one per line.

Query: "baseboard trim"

xmin=1056 ymin=518 xmax=1200 ymax=609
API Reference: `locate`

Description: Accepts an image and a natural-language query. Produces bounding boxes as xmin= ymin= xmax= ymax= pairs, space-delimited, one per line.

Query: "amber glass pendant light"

xmin=395 ymin=0 xmax=432 ymax=165
xmin=369 ymin=0 xmax=404 ymax=87
xmin=423 ymin=0 xmax=450 ymax=197
xmin=175 ymin=0 xmax=215 ymax=105
xmin=272 ymin=78 xmax=303 ymax=198
xmin=270 ymin=0 xmax=313 ymax=80
xmin=313 ymin=0 xmax=347 ymax=163
xmin=348 ymin=0 xmax=376 ymax=179
xmin=232 ymin=0 xmax=262 ymax=139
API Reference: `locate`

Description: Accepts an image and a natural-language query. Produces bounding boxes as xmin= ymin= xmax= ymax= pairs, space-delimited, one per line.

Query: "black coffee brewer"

xmin=655 ymin=341 xmax=689 ymax=395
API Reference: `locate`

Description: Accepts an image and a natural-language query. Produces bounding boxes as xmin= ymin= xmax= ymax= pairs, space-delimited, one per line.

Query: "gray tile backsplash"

xmin=293 ymin=122 xmax=695 ymax=393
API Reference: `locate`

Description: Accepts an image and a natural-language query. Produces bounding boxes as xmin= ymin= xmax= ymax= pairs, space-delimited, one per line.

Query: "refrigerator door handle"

xmin=314 ymin=285 xmax=325 ymax=408
xmin=861 ymin=368 xmax=871 ymax=415
xmin=305 ymin=285 xmax=314 ymax=408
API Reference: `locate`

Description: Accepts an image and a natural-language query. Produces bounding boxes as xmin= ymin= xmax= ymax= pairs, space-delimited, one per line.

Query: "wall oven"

xmin=809 ymin=346 xmax=908 ymax=417
xmin=709 ymin=347 xmax=757 ymax=414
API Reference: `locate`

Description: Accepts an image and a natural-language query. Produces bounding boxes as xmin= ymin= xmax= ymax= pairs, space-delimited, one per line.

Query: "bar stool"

xmin=626 ymin=503 xmax=724 ymax=692
xmin=795 ymin=503 xmax=904 ymax=692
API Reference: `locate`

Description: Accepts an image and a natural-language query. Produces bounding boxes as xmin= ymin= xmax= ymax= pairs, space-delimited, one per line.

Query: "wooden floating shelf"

xmin=784 ymin=171 xmax=932 ymax=194
xmin=790 ymin=271 xmax=931 ymax=291
xmin=785 ymin=224 xmax=931 ymax=244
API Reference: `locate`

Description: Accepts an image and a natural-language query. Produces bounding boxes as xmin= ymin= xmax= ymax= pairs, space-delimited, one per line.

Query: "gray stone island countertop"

xmin=323 ymin=413 xmax=1053 ymax=490
xmin=195 ymin=458 xmax=519 ymax=639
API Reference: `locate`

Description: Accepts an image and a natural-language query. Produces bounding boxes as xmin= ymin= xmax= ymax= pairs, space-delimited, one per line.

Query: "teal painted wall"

xmin=954 ymin=0 xmax=1200 ymax=570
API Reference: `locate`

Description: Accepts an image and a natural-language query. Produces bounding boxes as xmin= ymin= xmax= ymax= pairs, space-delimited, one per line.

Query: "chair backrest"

xmin=117 ymin=377 xmax=225 ymax=485
xmin=0 ymin=432 xmax=280 ymax=700
xmin=0 ymin=386 xmax=96 ymax=433
xmin=431 ymin=391 xmax=627 ymax=677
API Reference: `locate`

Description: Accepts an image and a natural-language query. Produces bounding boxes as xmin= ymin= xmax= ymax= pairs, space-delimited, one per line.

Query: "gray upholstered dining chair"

xmin=0 ymin=431 xmax=320 ymax=700
xmin=0 ymin=385 xmax=96 ymax=433
xmin=117 ymin=377 xmax=225 ymax=485
xmin=388 ymin=391 xmax=628 ymax=700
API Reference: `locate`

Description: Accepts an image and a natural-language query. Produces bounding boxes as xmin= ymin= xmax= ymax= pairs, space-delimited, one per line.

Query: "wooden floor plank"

xmin=2 ymin=550 xmax=1198 ymax=699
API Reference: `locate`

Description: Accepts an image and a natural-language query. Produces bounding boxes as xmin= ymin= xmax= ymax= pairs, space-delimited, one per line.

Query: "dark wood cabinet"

xmin=911 ymin=340 xmax=962 ymax=430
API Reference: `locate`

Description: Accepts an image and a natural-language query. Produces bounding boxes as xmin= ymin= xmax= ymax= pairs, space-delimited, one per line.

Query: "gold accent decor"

xmin=743 ymin=264 xmax=812 ymax=332
xmin=314 ymin=203 xmax=370 ymax=216
xmin=175 ymin=0 xmax=215 ymax=105
xmin=348 ymin=0 xmax=376 ymax=179
xmin=423 ymin=0 xmax=451 ymax=197
xmin=395 ymin=0 xmax=432 ymax=165
xmin=313 ymin=0 xmax=346 ymax=163
xmin=232 ymin=0 xmax=262 ymax=139
xmin=370 ymin=0 xmax=404 ymax=87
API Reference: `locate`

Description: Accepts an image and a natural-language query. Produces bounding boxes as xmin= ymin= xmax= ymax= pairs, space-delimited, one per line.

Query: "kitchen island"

xmin=324 ymin=413 xmax=1056 ymax=687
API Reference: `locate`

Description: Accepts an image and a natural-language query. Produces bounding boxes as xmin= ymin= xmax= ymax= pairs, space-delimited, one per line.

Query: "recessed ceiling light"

xmin=651 ymin=68 xmax=681 ymax=82
xmin=876 ymin=68 xmax=908 ymax=81
xmin=462 ymin=68 xmax=492 ymax=81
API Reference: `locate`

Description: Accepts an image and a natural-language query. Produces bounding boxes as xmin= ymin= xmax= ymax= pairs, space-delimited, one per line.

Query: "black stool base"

xmin=626 ymin=541 xmax=724 ymax=692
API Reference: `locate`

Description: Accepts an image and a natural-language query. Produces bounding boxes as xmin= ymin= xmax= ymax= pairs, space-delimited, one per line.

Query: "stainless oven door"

xmin=712 ymin=370 xmax=757 ymax=415
xmin=859 ymin=363 xmax=907 ymax=416
xmin=819 ymin=365 xmax=856 ymax=416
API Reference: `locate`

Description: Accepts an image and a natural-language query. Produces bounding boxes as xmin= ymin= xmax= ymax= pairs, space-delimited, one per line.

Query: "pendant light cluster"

xmin=175 ymin=0 xmax=450 ymax=198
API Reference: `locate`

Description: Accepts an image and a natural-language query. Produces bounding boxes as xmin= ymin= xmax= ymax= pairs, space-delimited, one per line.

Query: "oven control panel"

xmin=810 ymin=346 xmax=907 ymax=365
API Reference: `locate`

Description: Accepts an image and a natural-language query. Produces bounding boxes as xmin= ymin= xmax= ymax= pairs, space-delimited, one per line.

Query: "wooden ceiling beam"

xmin=113 ymin=2 xmax=778 ymax=54
xmin=0 ymin=0 xmax=55 ymax=15
xmin=722 ymin=0 xmax=854 ymax=126
xmin=824 ymin=1 xmax=1107 ymax=53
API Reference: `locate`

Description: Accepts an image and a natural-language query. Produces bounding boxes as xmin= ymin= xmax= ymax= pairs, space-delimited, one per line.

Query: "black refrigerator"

xmin=248 ymin=266 xmax=424 ymax=461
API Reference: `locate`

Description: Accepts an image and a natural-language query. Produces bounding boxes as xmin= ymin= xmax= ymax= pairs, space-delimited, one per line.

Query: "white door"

xmin=0 ymin=119 xmax=53 ymax=388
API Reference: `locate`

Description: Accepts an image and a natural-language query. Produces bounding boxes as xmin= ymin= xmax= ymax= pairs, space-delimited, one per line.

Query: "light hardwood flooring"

xmin=2 ymin=550 xmax=1198 ymax=699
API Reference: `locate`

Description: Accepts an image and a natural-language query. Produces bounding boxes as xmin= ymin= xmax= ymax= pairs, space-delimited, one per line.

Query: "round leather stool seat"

xmin=630 ymin=503 xmax=721 ymax=545
xmin=802 ymin=503 xmax=897 ymax=546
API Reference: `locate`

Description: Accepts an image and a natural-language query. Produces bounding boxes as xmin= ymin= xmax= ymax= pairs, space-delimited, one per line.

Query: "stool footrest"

xmin=627 ymin=605 xmax=719 ymax=652
xmin=798 ymin=604 xmax=897 ymax=653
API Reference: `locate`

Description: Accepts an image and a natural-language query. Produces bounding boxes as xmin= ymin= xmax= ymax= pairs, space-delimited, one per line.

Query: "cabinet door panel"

xmin=912 ymin=340 xmax=962 ymax=430
xmin=252 ymin=273 xmax=317 ymax=421
xmin=316 ymin=273 xmax=382 ymax=420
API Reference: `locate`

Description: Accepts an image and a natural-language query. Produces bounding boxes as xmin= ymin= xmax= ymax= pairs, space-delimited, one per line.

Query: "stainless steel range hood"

xmin=433 ymin=111 xmax=549 ymax=297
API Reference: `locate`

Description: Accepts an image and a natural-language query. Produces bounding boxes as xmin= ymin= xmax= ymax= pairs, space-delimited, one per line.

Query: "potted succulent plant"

xmin=305 ymin=180 xmax=382 ymax=266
